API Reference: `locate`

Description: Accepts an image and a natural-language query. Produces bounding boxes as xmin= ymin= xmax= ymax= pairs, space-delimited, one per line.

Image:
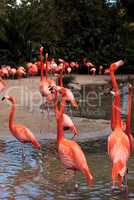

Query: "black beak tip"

xmin=48 ymin=86 xmax=55 ymax=93
xmin=1 ymin=97 xmax=5 ymax=101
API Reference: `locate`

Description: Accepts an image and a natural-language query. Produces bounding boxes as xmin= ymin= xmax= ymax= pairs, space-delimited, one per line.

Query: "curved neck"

xmin=40 ymin=50 xmax=44 ymax=81
xmin=126 ymin=88 xmax=132 ymax=135
xmin=9 ymin=101 xmax=15 ymax=131
xmin=45 ymin=53 xmax=48 ymax=80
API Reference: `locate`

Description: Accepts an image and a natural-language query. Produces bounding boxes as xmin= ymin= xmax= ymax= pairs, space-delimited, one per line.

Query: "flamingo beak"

xmin=1 ymin=96 xmax=5 ymax=101
xmin=48 ymin=86 xmax=55 ymax=93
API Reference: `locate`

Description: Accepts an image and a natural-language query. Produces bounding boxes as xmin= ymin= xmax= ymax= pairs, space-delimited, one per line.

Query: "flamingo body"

xmin=108 ymin=128 xmax=130 ymax=187
xmin=12 ymin=124 xmax=40 ymax=149
xmin=2 ymin=96 xmax=40 ymax=150
xmin=58 ymin=138 xmax=93 ymax=185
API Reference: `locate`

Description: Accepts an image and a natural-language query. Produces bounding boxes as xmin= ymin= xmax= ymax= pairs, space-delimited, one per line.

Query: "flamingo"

xmin=84 ymin=60 xmax=94 ymax=74
xmin=16 ymin=67 xmax=26 ymax=79
xmin=0 ymin=67 xmax=9 ymax=79
xmin=2 ymin=96 xmax=40 ymax=158
xmin=99 ymin=65 xmax=103 ymax=75
xmin=108 ymin=61 xmax=130 ymax=191
xmin=90 ymin=67 xmax=96 ymax=76
xmin=51 ymin=87 xmax=93 ymax=188
xmin=0 ymin=77 xmax=6 ymax=92
xmin=27 ymin=63 xmax=38 ymax=77
xmin=39 ymin=47 xmax=55 ymax=102
xmin=125 ymin=84 xmax=134 ymax=152
xmin=9 ymin=68 xmax=17 ymax=79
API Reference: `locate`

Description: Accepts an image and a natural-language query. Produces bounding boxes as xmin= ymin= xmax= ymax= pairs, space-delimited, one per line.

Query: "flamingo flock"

xmin=0 ymin=48 xmax=133 ymax=192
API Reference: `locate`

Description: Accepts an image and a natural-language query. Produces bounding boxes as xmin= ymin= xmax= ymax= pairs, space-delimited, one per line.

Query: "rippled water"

xmin=0 ymin=139 xmax=134 ymax=200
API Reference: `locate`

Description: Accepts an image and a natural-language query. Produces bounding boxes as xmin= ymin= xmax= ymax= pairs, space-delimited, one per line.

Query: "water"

xmin=0 ymin=139 xmax=134 ymax=200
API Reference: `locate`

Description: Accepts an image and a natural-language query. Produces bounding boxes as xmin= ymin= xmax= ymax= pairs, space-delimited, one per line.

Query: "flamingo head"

xmin=110 ymin=60 xmax=124 ymax=72
xmin=40 ymin=46 xmax=43 ymax=53
xmin=46 ymin=52 xmax=48 ymax=59
xmin=2 ymin=95 xmax=15 ymax=103
xmin=128 ymin=84 xmax=132 ymax=93
xmin=49 ymin=86 xmax=58 ymax=97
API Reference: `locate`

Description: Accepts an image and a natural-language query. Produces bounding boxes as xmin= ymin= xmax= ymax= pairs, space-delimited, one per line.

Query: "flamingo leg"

xmin=111 ymin=181 xmax=116 ymax=193
xmin=124 ymin=168 xmax=128 ymax=193
xmin=74 ymin=170 xmax=79 ymax=190
xmin=46 ymin=101 xmax=51 ymax=130
xmin=40 ymin=97 xmax=45 ymax=114
xmin=21 ymin=143 xmax=26 ymax=162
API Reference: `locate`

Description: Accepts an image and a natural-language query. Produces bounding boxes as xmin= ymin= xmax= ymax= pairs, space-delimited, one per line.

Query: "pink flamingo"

xmin=52 ymin=88 xmax=93 ymax=188
xmin=9 ymin=68 xmax=17 ymax=79
xmin=39 ymin=47 xmax=55 ymax=102
xmin=99 ymin=65 xmax=103 ymax=75
xmin=90 ymin=67 xmax=96 ymax=76
xmin=0 ymin=77 xmax=6 ymax=92
xmin=125 ymin=84 xmax=134 ymax=152
xmin=108 ymin=61 xmax=130 ymax=192
xmin=2 ymin=96 xmax=41 ymax=159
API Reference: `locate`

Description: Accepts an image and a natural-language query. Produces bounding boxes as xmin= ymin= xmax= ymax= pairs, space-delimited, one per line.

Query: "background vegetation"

xmin=0 ymin=0 xmax=134 ymax=72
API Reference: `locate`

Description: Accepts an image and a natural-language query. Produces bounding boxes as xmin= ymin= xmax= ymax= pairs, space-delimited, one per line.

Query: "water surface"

xmin=0 ymin=139 xmax=134 ymax=200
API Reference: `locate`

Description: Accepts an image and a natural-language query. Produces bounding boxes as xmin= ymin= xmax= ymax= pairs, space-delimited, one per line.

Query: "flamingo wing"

xmin=13 ymin=124 xmax=40 ymax=149
xmin=59 ymin=139 xmax=88 ymax=170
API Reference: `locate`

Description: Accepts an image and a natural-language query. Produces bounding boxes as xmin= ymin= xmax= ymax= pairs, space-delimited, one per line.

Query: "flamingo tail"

xmin=82 ymin=167 xmax=93 ymax=186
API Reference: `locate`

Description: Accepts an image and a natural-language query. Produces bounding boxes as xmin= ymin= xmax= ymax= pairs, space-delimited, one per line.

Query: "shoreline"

xmin=1 ymin=74 xmax=130 ymax=142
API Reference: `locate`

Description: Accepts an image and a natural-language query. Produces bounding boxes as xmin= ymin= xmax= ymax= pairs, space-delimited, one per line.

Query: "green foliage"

xmin=0 ymin=0 xmax=134 ymax=70
xmin=62 ymin=75 xmax=75 ymax=86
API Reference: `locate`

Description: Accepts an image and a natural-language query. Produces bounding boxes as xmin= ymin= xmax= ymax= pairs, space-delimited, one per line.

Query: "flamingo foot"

xmin=111 ymin=186 xmax=116 ymax=193
xmin=124 ymin=169 xmax=128 ymax=193
xmin=125 ymin=186 xmax=128 ymax=193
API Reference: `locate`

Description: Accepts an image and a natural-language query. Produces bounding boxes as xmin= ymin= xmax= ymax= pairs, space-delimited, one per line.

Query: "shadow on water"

xmin=0 ymin=139 xmax=134 ymax=200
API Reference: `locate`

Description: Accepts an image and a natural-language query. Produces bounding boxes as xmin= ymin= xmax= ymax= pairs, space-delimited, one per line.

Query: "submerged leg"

xmin=111 ymin=181 xmax=116 ymax=193
xmin=21 ymin=143 xmax=26 ymax=161
xmin=74 ymin=170 xmax=79 ymax=190
xmin=124 ymin=168 xmax=128 ymax=193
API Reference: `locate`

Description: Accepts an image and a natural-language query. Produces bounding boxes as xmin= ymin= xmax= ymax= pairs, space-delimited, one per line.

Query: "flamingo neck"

xmin=40 ymin=51 xmax=44 ymax=81
xmin=57 ymin=116 xmax=64 ymax=145
xmin=110 ymin=71 xmax=119 ymax=93
xmin=126 ymin=89 xmax=132 ymax=135
xmin=114 ymin=94 xmax=122 ymax=128
xmin=59 ymin=72 xmax=63 ymax=87
xmin=110 ymin=71 xmax=122 ymax=128
xmin=9 ymin=101 xmax=15 ymax=132
xmin=111 ymin=99 xmax=116 ymax=130
xmin=54 ymin=94 xmax=65 ymax=145
xmin=45 ymin=53 xmax=48 ymax=80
